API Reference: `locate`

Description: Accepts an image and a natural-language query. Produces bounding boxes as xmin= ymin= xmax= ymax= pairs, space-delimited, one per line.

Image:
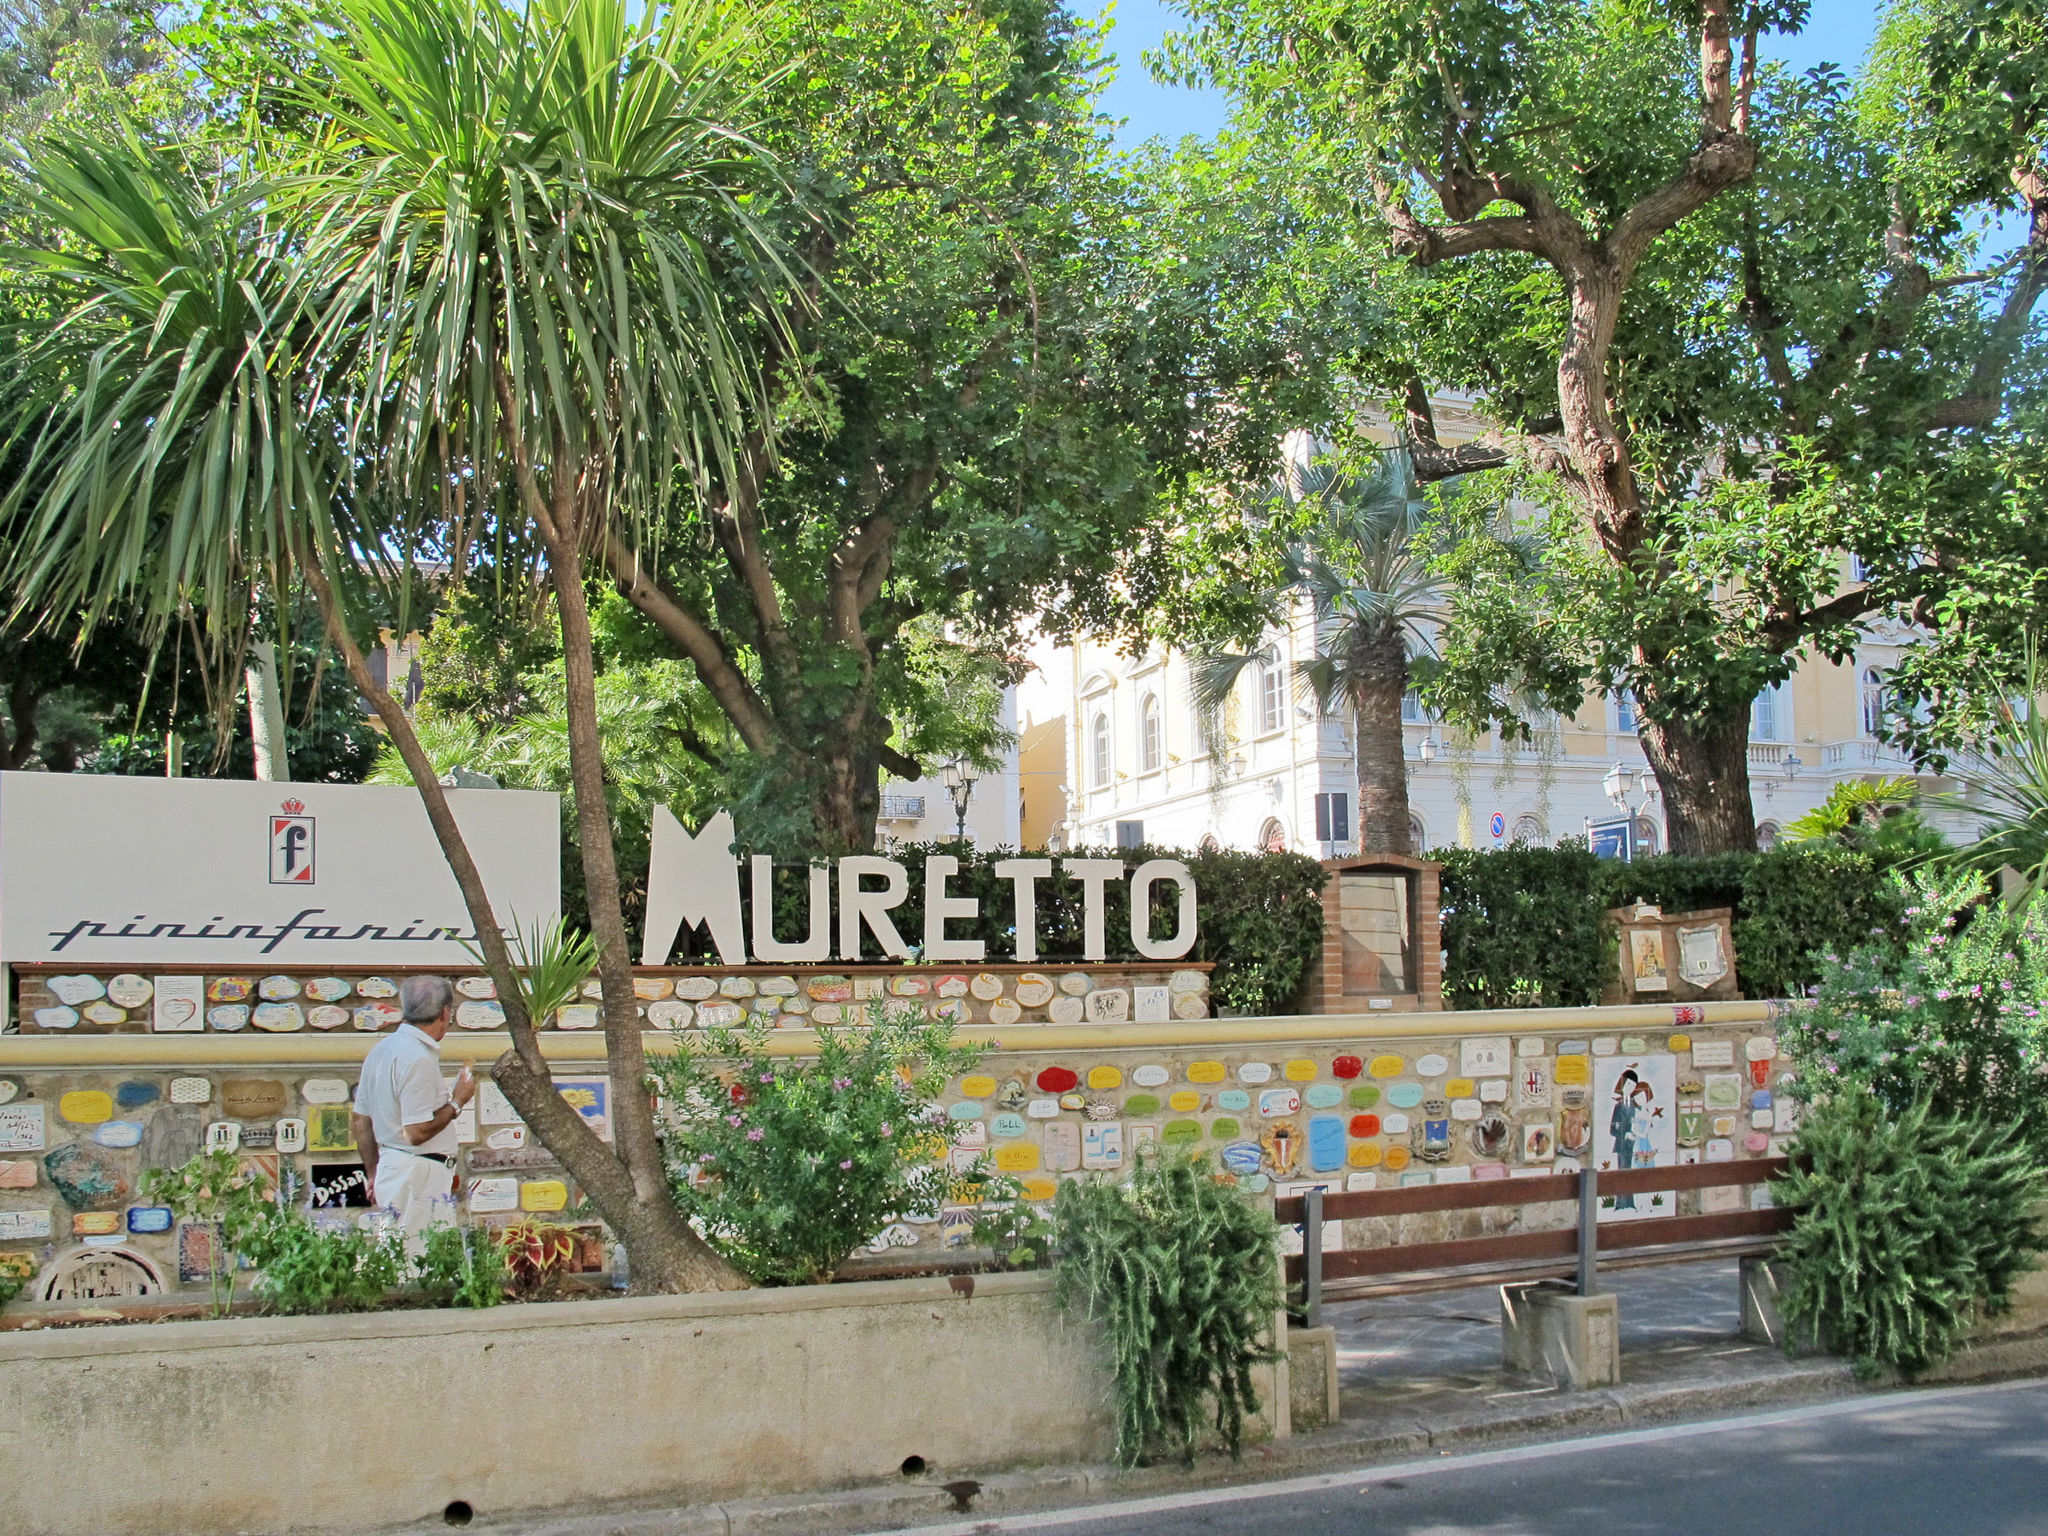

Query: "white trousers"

xmin=373 ymin=1150 xmax=457 ymax=1246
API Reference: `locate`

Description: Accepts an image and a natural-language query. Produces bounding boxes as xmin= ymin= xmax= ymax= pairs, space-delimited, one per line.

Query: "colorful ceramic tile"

xmin=1308 ymin=1116 xmax=1346 ymax=1173
xmin=1348 ymin=1085 xmax=1381 ymax=1109
xmin=1026 ymin=1098 xmax=1060 ymax=1119
xmin=1553 ymin=1054 xmax=1591 ymax=1086
xmin=987 ymin=997 xmax=1023 ymax=1026
xmin=105 ymin=974 xmax=153 ymax=1008
xmin=519 ymin=1179 xmax=569 ymax=1212
xmin=0 ymin=1209 xmax=52 ymax=1240
xmin=48 ymin=974 xmax=107 ymax=1006
xmin=32 ymin=1006 xmax=78 ymax=1030
xmin=1210 ymin=1116 xmax=1241 ymax=1139
xmin=252 ymin=1002 xmax=305 ymax=1033
xmin=1216 ymin=1088 xmax=1251 ymax=1112
xmin=1132 ymin=986 xmax=1171 ymax=1023
xmin=0 ymin=1159 xmax=35 ymax=1187
xmin=220 ymin=1081 xmax=287 ymax=1120
xmin=59 ymin=1090 xmax=113 ymax=1124
xmin=150 ymin=976 xmax=205 ymax=1033
xmin=1018 ymin=1174 xmax=1059 ymax=1202
xmin=1082 ymin=1122 xmax=1124 ymax=1170
xmin=82 ymin=1001 xmax=127 ymax=1026
xmin=969 ymin=973 xmax=1005 ymax=1001
xmin=993 ymin=1142 xmax=1040 ymax=1172
xmin=72 ymin=1210 xmax=120 ymax=1237
xmin=1042 ymin=1122 xmax=1081 ymax=1171
xmin=1058 ymin=1091 xmax=1086 ymax=1111
xmin=271 ymin=1118 xmax=305 ymax=1154
xmin=1087 ymin=1066 xmax=1123 ymax=1091
xmin=1304 ymin=1083 xmax=1343 ymax=1110
xmin=1619 ymin=1035 xmax=1648 ymax=1052
xmin=297 ymin=1078 xmax=348 ymax=1106
xmin=645 ymin=999 xmax=695 ymax=1029
xmin=1690 ymin=1040 xmax=1735 ymax=1068
xmin=256 ymin=975 xmax=299 ymax=1002
xmin=204 ymin=1005 xmax=249 ymax=1031
xmin=1257 ymin=1087 xmax=1301 ymax=1118
xmin=1059 ymin=973 xmax=1092 ymax=996
xmin=1122 ymin=1094 xmax=1164 ymax=1118
xmin=1281 ymin=1059 xmax=1317 ymax=1083
xmin=1368 ymin=1054 xmax=1405 ymax=1079
xmin=91 ymin=1121 xmax=143 ymax=1149
xmin=1443 ymin=1077 xmax=1475 ymax=1099
xmin=554 ymin=1004 xmax=599 ymax=1030
xmin=0 ymin=1104 xmax=45 ymax=1153
xmin=1220 ymin=1141 xmax=1262 ymax=1175
xmin=452 ymin=1000 xmax=503 ymax=1030
xmin=169 ymin=1076 xmax=212 ymax=1105
xmin=1415 ymin=1053 xmax=1449 ymax=1078
xmin=1382 ymin=1145 xmax=1412 ymax=1172
xmin=1386 ymin=1083 xmax=1425 ymax=1109
xmin=677 ymin=976 xmax=721 ymax=1001
xmin=354 ymin=1003 xmax=401 ymax=1032
xmin=1330 ymin=1055 xmax=1365 ymax=1080
xmin=126 ymin=1204 xmax=173 ymax=1234
xmin=1161 ymin=1119 xmax=1203 ymax=1148
xmin=306 ymin=1105 xmax=355 ymax=1153
xmin=1168 ymin=1090 xmax=1202 ymax=1113
xmin=304 ymin=977 xmax=354 ymax=1002
xmin=1236 ymin=1061 xmax=1273 ymax=1084
xmin=990 ymin=1113 xmax=1027 ymax=1139
xmin=44 ymin=1143 xmax=127 ymax=1208
xmin=1046 ymin=995 xmax=1085 ymax=1024
xmin=205 ymin=977 xmax=252 ymax=1003
xmin=301 ymin=1005 xmax=348 ymax=1031
xmin=1014 ymin=974 xmax=1055 ymax=1007
xmin=1478 ymin=1079 xmax=1509 ymax=1103
xmin=1347 ymin=1142 xmax=1382 ymax=1168
xmin=934 ymin=975 xmax=969 ymax=999
xmin=468 ymin=1177 xmax=520 ymax=1214
xmin=947 ymin=1101 xmax=985 ymax=1121
xmin=1034 ymin=1067 xmax=1079 ymax=1094
xmin=204 ymin=1121 xmax=240 ymax=1153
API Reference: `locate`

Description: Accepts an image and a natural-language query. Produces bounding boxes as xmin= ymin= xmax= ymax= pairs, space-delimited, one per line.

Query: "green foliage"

xmin=1052 ymin=1151 xmax=1280 ymax=1466
xmin=239 ymin=1209 xmax=407 ymax=1316
xmin=968 ymin=1178 xmax=1058 ymax=1271
xmin=0 ymin=1270 xmax=22 ymax=1309
xmin=413 ymin=1223 xmax=509 ymax=1309
xmin=1778 ymin=868 xmax=2048 ymax=1151
xmin=736 ymin=842 xmax=1328 ymax=1016
xmin=140 ymin=1148 xmax=273 ymax=1317
xmin=652 ymin=1011 xmax=979 ymax=1285
xmin=1787 ymin=779 xmax=1948 ymax=870
xmin=485 ymin=915 xmax=597 ymax=1038
xmin=1774 ymin=1089 xmax=2047 ymax=1377
xmin=1438 ymin=843 xmax=1904 ymax=1007
xmin=1945 ymin=643 xmax=2048 ymax=910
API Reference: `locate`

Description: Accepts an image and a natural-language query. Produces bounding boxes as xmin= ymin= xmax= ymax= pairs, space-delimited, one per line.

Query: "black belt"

xmin=387 ymin=1148 xmax=454 ymax=1166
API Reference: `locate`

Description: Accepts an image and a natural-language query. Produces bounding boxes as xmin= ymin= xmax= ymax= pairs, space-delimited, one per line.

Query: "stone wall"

xmin=0 ymin=1000 xmax=1788 ymax=1303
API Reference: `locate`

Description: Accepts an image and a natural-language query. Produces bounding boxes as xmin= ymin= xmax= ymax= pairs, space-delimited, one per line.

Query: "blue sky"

xmin=1097 ymin=0 xmax=1887 ymax=145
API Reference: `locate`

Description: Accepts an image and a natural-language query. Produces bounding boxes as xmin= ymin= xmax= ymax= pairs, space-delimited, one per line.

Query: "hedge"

xmin=1437 ymin=843 xmax=1906 ymax=1008
xmin=666 ymin=842 xmax=1330 ymax=1017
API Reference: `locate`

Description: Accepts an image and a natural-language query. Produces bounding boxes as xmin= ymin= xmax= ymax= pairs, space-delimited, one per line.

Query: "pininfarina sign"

xmin=640 ymin=809 xmax=1198 ymax=966
xmin=0 ymin=773 xmax=560 ymax=965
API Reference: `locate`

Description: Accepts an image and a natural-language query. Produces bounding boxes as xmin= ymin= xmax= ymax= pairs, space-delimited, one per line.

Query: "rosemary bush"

xmin=1052 ymin=1152 xmax=1280 ymax=1465
xmin=1774 ymin=1088 xmax=2047 ymax=1377
xmin=652 ymin=1010 xmax=979 ymax=1284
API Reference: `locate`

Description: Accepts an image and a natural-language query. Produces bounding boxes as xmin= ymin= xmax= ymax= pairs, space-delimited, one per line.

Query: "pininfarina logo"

xmin=269 ymin=798 xmax=314 ymax=885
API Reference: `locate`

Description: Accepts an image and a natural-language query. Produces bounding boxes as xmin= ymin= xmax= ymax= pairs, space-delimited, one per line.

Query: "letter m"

xmin=640 ymin=807 xmax=748 ymax=965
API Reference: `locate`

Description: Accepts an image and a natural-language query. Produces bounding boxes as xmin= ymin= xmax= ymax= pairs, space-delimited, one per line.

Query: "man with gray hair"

xmin=349 ymin=975 xmax=476 ymax=1239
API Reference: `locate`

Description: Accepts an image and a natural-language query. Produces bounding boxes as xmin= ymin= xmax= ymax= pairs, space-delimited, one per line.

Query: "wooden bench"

xmin=1275 ymin=1157 xmax=1793 ymax=1328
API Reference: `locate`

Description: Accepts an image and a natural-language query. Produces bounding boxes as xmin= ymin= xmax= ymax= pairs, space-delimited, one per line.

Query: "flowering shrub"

xmin=651 ymin=1010 xmax=980 ymax=1284
xmin=1779 ymin=869 xmax=2048 ymax=1151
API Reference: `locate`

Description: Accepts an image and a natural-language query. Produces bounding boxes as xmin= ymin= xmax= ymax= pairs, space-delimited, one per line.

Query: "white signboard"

xmin=0 ymin=774 xmax=559 ymax=966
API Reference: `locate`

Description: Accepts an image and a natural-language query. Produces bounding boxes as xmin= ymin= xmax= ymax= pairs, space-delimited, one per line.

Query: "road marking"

xmin=854 ymin=1377 xmax=2048 ymax=1536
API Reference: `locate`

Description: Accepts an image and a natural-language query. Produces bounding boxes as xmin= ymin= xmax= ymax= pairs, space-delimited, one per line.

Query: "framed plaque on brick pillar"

xmin=1314 ymin=854 xmax=1442 ymax=1014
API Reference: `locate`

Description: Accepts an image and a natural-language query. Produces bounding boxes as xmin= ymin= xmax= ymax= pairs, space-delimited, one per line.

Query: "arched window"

xmin=1089 ymin=712 xmax=1111 ymax=788
xmin=1140 ymin=694 xmax=1163 ymax=773
xmin=1199 ymin=834 xmax=1221 ymax=854
xmin=1861 ymin=668 xmax=1887 ymax=738
xmin=1409 ymin=814 xmax=1427 ymax=852
xmin=1756 ymin=820 xmax=1781 ymax=851
xmin=1512 ymin=814 xmax=1544 ymax=845
xmin=1257 ymin=649 xmax=1286 ymax=735
xmin=1258 ymin=817 xmax=1287 ymax=853
xmin=1401 ymin=685 xmax=1425 ymax=724
xmin=1632 ymin=817 xmax=1661 ymax=857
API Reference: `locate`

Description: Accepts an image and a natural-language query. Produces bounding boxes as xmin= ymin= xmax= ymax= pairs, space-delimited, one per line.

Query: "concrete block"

xmin=1287 ymin=1325 xmax=1341 ymax=1431
xmin=1739 ymin=1255 xmax=1822 ymax=1354
xmin=1501 ymin=1279 xmax=1620 ymax=1389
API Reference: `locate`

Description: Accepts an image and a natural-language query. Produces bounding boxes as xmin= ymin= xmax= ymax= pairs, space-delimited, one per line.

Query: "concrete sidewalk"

xmin=469 ymin=1263 xmax=2048 ymax=1536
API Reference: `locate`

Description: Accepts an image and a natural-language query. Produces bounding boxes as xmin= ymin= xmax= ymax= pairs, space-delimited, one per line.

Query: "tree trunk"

xmin=1637 ymin=708 xmax=1757 ymax=854
xmin=815 ymin=725 xmax=886 ymax=852
xmin=1352 ymin=625 xmax=1413 ymax=855
xmin=303 ymin=556 xmax=744 ymax=1293
xmin=533 ymin=507 xmax=748 ymax=1293
xmin=244 ymin=639 xmax=291 ymax=782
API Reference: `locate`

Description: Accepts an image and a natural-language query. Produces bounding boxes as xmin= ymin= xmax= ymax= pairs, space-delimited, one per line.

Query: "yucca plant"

xmin=1052 ymin=1151 xmax=1281 ymax=1466
xmin=1948 ymin=641 xmax=2048 ymax=910
xmin=0 ymin=0 xmax=801 ymax=1292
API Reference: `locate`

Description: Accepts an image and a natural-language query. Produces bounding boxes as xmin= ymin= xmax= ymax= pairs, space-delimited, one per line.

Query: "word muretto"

xmin=642 ymin=810 xmax=1199 ymax=967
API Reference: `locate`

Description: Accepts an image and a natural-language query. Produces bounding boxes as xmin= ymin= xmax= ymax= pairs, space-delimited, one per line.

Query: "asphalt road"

xmin=869 ymin=1379 xmax=2048 ymax=1536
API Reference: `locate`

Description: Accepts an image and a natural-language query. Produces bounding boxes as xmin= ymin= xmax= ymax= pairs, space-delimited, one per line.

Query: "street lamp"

xmin=1603 ymin=761 xmax=1659 ymax=859
xmin=939 ymin=758 xmax=977 ymax=841
xmin=1417 ymin=734 xmax=1439 ymax=765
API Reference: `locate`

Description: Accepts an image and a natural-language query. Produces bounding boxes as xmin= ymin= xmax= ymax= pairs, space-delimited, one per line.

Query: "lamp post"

xmin=1603 ymin=761 xmax=1658 ymax=860
xmin=939 ymin=758 xmax=977 ymax=842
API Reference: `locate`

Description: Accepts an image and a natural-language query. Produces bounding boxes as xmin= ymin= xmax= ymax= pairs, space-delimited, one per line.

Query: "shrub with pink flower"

xmin=650 ymin=1006 xmax=981 ymax=1284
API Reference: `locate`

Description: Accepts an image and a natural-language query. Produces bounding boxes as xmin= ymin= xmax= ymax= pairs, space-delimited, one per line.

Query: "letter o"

xmin=1129 ymin=860 xmax=1197 ymax=960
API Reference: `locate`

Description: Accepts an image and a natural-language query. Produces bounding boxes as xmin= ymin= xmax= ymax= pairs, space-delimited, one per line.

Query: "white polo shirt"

xmin=352 ymin=1023 xmax=459 ymax=1157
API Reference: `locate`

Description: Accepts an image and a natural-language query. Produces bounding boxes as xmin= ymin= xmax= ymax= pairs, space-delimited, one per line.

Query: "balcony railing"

xmin=877 ymin=794 xmax=927 ymax=820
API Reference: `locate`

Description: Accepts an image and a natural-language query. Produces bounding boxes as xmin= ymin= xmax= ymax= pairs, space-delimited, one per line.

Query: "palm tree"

xmin=1193 ymin=450 xmax=1482 ymax=855
xmin=1949 ymin=642 xmax=2048 ymax=909
xmin=0 ymin=0 xmax=798 ymax=1291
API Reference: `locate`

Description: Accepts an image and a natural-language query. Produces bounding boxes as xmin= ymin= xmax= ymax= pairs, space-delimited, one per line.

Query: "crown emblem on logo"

xmin=279 ymin=798 xmax=305 ymax=816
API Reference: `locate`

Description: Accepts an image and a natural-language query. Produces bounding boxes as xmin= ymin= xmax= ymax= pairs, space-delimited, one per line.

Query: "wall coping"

xmin=0 ymin=999 xmax=1787 ymax=1067
xmin=0 ymin=1268 xmax=1063 ymax=1365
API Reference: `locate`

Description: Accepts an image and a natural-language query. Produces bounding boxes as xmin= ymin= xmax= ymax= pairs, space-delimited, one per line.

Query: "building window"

xmin=1633 ymin=816 xmax=1661 ymax=857
xmin=1139 ymin=694 xmax=1163 ymax=773
xmin=1401 ymin=685 xmax=1424 ymax=724
xmin=1756 ymin=820 xmax=1781 ymax=851
xmin=1257 ymin=649 xmax=1286 ymax=735
xmin=1612 ymin=689 xmax=1637 ymax=734
xmin=1314 ymin=791 xmax=1350 ymax=843
xmin=1512 ymin=813 xmax=1543 ymax=845
xmin=1199 ymin=834 xmax=1221 ymax=854
xmin=1409 ymin=814 xmax=1427 ymax=852
xmin=1258 ymin=817 xmax=1287 ymax=853
xmin=1089 ymin=712 xmax=1111 ymax=788
xmin=1115 ymin=820 xmax=1145 ymax=849
xmin=1751 ymin=683 xmax=1788 ymax=742
xmin=1861 ymin=668 xmax=1887 ymax=738
xmin=1849 ymin=553 xmax=1869 ymax=582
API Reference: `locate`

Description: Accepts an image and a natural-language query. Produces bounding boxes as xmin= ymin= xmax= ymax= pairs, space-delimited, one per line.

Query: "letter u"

xmin=750 ymin=856 xmax=832 ymax=963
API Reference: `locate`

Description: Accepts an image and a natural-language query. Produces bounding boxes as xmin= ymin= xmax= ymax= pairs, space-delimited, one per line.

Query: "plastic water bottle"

xmin=610 ymin=1242 xmax=629 ymax=1291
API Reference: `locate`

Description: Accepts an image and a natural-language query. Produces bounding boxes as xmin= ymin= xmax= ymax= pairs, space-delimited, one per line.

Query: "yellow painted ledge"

xmin=0 ymin=999 xmax=1785 ymax=1069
